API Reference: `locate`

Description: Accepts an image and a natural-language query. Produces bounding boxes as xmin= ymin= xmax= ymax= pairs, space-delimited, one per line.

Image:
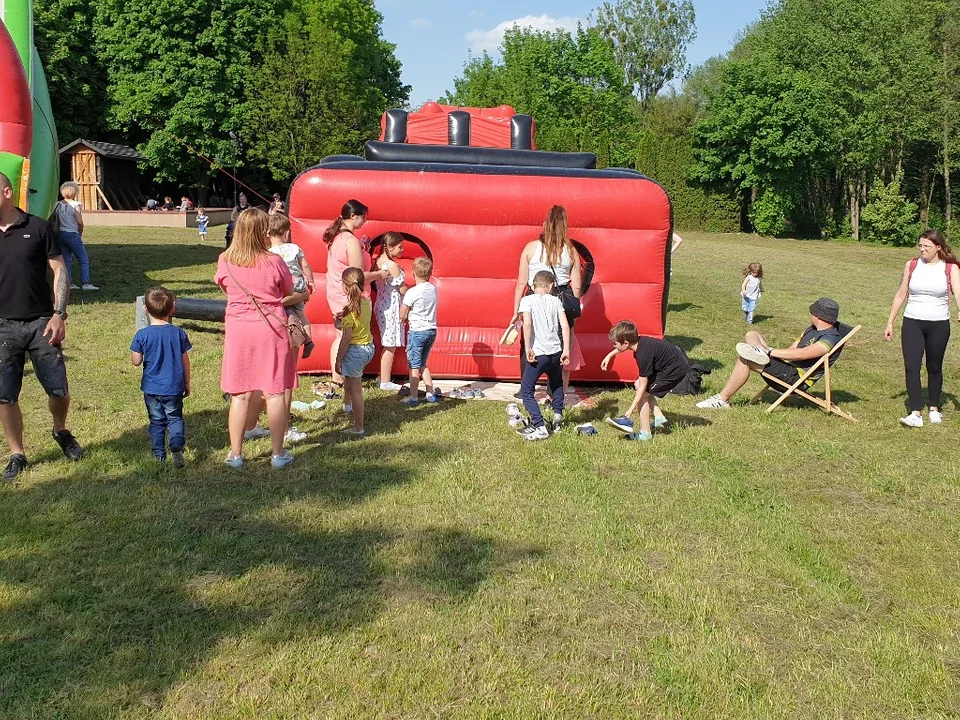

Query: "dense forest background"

xmin=34 ymin=0 xmax=960 ymax=242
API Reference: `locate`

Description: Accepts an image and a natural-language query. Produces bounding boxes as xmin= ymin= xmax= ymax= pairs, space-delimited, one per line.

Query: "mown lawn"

xmin=1 ymin=227 xmax=958 ymax=718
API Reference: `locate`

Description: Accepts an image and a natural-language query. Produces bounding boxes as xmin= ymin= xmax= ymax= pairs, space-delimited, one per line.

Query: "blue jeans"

xmin=521 ymin=352 xmax=564 ymax=428
xmin=143 ymin=394 xmax=185 ymax=460
xmin=407 ymin=329 xmax=436 ymax=369
xmin=58 ymin=231 xmax=91 ymax=285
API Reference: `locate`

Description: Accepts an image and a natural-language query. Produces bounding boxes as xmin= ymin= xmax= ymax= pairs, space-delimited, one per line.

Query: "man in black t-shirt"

xmin=697 ymin=297 xmax=844 ymax=409
xmin=0 ymin=172 xmax=83 ymax=480
xmin=600 ymin=320 xmax=690 ymax=440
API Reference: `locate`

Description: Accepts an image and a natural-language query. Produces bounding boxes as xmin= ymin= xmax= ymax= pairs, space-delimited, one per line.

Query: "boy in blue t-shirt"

xmin=131 ymin=287 xmax=192 ymax=466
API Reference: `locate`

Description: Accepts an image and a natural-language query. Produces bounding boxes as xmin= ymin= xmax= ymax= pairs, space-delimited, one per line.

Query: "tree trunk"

xmin=849 ymin=176 xmax=861 ymax=242
xmin=920 ymin=165 xmax=931 ymax=224
xmin=945 ymin=39 xmax=953 ymax=240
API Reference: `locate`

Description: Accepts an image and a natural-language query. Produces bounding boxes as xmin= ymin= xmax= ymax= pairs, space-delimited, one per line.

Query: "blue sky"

xmin=377 ymin=0 xmax=771 ymax=106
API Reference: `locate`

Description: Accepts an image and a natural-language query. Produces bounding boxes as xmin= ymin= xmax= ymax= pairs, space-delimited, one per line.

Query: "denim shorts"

xmin=0 ymin=317 xmax=68 ymax=404
xmin=407 ymin=329 xmax=437 ymax=369
xmin=342 ymin=343 xmax=374 ymax=377
xmin=741 ymin=297 xmax=758 ymax=313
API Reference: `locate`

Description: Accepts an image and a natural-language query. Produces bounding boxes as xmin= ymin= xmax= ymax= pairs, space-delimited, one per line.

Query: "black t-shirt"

xmin=634 ymin=337 xmax=689 ymax=380
xmin=0 ymin=210 xmax=61 ymax=319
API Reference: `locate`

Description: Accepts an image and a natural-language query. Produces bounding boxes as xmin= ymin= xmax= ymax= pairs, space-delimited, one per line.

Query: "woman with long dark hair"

xmin=323 ymin=199 xmax=389 ymax=387
xmin=885 ymin=228 xmax=960 ymax=427
xmin=512 ymin=205 xmax=583 ymax=392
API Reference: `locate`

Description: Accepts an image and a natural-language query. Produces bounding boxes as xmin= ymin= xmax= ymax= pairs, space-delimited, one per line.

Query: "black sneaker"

xmin=52 ymin=429 xmax=83 ymax=461
xmin=171 ymin=450 xmax=185 ymax=469
xmin=3 ymin=454 xmax=27 ymax=481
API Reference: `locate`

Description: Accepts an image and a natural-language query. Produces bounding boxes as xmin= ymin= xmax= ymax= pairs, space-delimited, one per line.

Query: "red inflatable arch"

xmin=289 ymin=106 xmax=672 ymax=382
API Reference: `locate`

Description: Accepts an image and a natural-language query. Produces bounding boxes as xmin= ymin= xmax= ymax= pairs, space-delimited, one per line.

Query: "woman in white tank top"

xmin=512 ymin=206 xmax=583 ymax=392
xmin=885 ymin=229 xmax=960 ymax=427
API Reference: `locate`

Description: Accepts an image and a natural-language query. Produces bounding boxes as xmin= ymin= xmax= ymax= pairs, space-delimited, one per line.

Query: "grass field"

xmin=1 ymin=227 xmax=959 ymax=718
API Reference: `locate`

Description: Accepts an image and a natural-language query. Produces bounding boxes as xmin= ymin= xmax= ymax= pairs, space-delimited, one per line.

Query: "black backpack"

xmin=667 ymin=344 xmax=712 ymax=396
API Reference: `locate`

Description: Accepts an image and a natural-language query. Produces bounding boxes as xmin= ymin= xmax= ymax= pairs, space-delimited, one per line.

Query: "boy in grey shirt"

xmin=516 ymin=270 xmax=571 ymax=440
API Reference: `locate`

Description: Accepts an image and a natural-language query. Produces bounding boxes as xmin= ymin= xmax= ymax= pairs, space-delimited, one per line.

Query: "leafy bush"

xmin=860 ymin=175 xmax=920 ymax=246
xmin=748 ymin=189 xmax=791 ymax=236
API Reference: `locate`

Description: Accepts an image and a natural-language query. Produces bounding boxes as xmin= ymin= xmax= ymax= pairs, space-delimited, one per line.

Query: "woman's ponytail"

xmin=323 ymin=199 xmax=369 ymax=247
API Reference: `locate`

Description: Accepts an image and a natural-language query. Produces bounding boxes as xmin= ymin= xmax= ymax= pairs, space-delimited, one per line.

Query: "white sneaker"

xmin=929 ymin=410 xmax=943 ymax=424
xmin=379 ymin=381 xmax=403 ymax=391
xmin=518 ymin=425 xmax=550 ymax=441
xmin=81 ymin=283 xmax=99 ymax=291
xmin=696 ymin=394 xmax=730 ymax=409
xmin=70 ymin=283 xmax=81 ymax=290
xmin=284 ymin=427 xmax=307 ymax=443
xmin=736 ymin=342 xmax=771 ymax=366
xmin=899 ymin=414 xmax=923 ymax=428
xmin=243 ymin=426 xmax=270 ymax=440
xmin=223 ymin=452 xmax=244 ymax=468
xmin=271 ymin=450 xmax=294 ymax=468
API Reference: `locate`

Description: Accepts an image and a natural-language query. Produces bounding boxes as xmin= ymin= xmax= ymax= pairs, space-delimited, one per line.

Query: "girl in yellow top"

xmin=335 ymin=267 xmax=374 ymax=436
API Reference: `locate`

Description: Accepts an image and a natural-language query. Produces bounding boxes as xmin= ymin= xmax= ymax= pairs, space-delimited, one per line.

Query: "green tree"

xmin=245 ymin=1 xmax=409 ymax=183
xmin=34 ymin=0 xmax=109 ymax=142
xmin=443 ymin=26 xmax=635 ymax=167
xmin=592 ymin=0 xmax=697 ymax=107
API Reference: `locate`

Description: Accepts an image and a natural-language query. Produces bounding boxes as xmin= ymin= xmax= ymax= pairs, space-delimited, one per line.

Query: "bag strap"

xmin=908 ymin=256 xmax=953 ymax=293
xmin=223 ymin=260 xmax=290 ymax=335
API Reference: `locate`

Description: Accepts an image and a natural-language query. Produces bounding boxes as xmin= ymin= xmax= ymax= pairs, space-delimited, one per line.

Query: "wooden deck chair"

xmin=750 ymin=324 xmax=862 ymax=422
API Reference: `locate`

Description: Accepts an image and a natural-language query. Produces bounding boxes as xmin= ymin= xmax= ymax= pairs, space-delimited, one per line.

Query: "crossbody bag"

xmin=224 ymin=261 xmax=306 ymax=349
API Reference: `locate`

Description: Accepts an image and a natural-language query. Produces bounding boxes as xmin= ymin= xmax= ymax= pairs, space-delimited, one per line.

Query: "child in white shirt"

xmin=400 ymin=257 xmax=438 ymax=405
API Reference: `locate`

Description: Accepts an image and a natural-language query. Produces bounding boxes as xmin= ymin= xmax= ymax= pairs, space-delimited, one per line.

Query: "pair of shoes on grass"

xmin=900 ymin=409 xmax=942 ymax=427
xmin=605 ymin=415 xmax=668 ymax=438
xmin=4 ymin=429 xmax=83 ymax=480
xmin=224 ymin=450 xmax=294 ymax=468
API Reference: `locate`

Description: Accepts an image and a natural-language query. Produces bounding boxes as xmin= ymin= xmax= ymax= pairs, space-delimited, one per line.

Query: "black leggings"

xmin=901 ymin=317 xmax=951 ymax=411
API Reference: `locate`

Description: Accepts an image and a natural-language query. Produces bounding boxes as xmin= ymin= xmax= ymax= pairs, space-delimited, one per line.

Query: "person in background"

xmin=374 ymin=231 xmax=407 ymax=391
xmin=741 ymin=262 xmax=763 ymax=324
xmin=269 ymin=193 xmax=286 ymax=215
xmin=130 ymin=287 xmax=191 ymax=467
xmin=400 ymin=257 xmax=440 ymax=406
xmin=178 ymin=196 xmax=194 ymax=211
xmin=884 ymin=229 xmax=960 ymax=427
xmin=162 ymin=196 xmax=176 ymax=211
xmin=0 ymin=172 xmax=82 ymax=480
xmin=225 ymin=192 xmax=250 ymax=247
xmin=55 ymin=182 xmax=98 ymax=291
xmin=335 ymin=267 xmax=375 ymax=436
xmin=196 ymin=207 xmax=209 ymax=241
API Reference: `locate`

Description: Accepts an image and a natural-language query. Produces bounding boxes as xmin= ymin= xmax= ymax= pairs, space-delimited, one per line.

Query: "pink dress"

xmin=215 ymin=253 xmax=297 ymax=394
xmin=326 ymin=231 xmax=372 ymax=316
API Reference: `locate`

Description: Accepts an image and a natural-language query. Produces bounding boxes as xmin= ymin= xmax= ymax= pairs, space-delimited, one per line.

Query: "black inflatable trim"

xmin=383 ymin=109 xmax=408 ymax=143
xmin=323 ymin=157 xmax=644 ymax=182
xmin=448 ymin=111 xmax=471 ymax=146
xmin=363 ymin=141 xmax=597 ymax=170
xmin=173 ymin=298 xmax=226 ymax=323
xmin=510 ymin=115 xmax=534 ymax=150
xmin=319 ymin=154 xmax=364 ymax=165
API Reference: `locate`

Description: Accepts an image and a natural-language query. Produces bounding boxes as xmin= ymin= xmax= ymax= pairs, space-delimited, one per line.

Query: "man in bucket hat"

xmin=697 ymin=297 xmax=843 ymax=409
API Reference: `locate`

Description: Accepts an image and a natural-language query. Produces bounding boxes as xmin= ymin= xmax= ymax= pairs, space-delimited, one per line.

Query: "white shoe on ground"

xmin=518 ymin=424 xmax=550 ymax=441
xmin=81 ymin=283 xmax=99 ymax=291
xmin=224 ymin=452 xmax=244 ymax=468
xmin=696 ymin=394 xmax=730 ymax=409
xmin=899 ymin=414 xmax=923 ymax=428
xmin=929 ymin=409 xmax=943 ymax=424
xmin=70 ymin=284 xmax=81 ymax=290
xmin=243 ymin=426 xmax=270 ymax=440
xmin=271 ymin=450 xmax=294 ymax=468
xmin=379 ymin=381 xmax=403 ymax=391
xmin=284 ymin=427 xmax=307 ymax=443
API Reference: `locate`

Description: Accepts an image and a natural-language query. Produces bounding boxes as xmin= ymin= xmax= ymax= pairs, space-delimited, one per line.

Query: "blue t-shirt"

xmin=130 ymin=323 xmax=192 ymax=396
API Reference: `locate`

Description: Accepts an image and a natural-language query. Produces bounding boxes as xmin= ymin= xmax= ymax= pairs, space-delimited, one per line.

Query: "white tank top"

xmin=528 ymin=241 xmax=573 ymax=287
xmin=904 ymin=259 xmax=950 ymax=321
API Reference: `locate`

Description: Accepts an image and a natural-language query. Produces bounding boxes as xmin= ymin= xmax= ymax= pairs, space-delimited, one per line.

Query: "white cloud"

xmin=466 ymin=14 xmax=583 ymax=55
xmin=407 ymin=18 xmax=432 ymax=30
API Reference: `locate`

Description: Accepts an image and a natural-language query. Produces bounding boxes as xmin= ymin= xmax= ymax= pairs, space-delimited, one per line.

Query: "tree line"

xmin=35 ymin=0 xmax=408 ymax=200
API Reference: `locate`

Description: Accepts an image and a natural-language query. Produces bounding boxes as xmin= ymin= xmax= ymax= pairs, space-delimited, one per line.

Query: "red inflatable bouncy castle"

xmin=289 ymin=104 xmax=672 ymax=382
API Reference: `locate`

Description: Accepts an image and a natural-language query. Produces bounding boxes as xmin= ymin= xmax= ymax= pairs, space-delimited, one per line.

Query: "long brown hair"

xmin=921 ymin=228 xmax=957 ymax=263
xmin=539 ymin=205 xmax=576 ymax=267
xmin=224 ymin=208 xmax=270 ymax=267
xmin=323 ymin=199 xmax=369 ymax=247
xmin=341 ymin=266 xmax=364 ymax=319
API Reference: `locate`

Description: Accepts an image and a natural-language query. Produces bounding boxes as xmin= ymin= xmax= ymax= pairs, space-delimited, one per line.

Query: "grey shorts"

xmin=0 ymin=316 xmax=69 ymax=404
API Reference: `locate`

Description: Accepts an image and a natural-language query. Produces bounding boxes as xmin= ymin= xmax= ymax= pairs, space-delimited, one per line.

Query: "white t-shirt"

xmin=519 ymin=292 xmax=563 ymax=356
xmin=268 ymin=242 xmax=304 ymax=279
xmin=905 ymin=259 xmax=950 ymax=321
xmin=743 ymin=275 xmax=762 ymax=300
xmin=56 ymin=199 xmax=82 ymax=233
xmin=402 ymin=281 xmax=438 ymax=332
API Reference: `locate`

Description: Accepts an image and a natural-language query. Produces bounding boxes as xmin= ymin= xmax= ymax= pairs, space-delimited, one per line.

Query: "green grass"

xmin=1 ymin=228 xmax=959 ymax=718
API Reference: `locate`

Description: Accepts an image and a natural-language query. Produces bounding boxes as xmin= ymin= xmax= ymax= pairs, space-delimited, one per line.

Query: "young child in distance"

xmin=196 ymin=207 xmax=209 ymax=241
xmin=601 ymin=320 xmax=689 ymax=441
xmin=741 ymin=262 xmax=763 ymax=324
xmin=267 ymin=212 xmax=316 ymax=359
xmin=400 ymin=257 xmax=439 ymax=405
xmin=130 ymin=287 xmax=192 ymax=466
xmin=335 ymin=267 xmax=375 ymax=436
xmin=374 ymin=232 xmax=407 ymax=390
xmin=517 ymin=270 xmax=570 ymax=440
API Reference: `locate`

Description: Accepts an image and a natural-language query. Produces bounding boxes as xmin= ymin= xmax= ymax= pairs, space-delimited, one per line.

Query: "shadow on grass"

xmin=753 ymin=387 xmax=862 ymax=408
xmin=666 ymin=334 xmax=702 ymax=352
xmin=888 ymin=390 xmax=960 ymax=411
xmin=667 ymin=302 xmax=702 ymax=313
xmin=0 ymin=410 xmax=543 ymax=716
xmin=749 ymin=314 xmax=773 ymax=324
xmin=69 ymin=243 xmax=224 ymax=307
xmin=655 ymin=412 xmax=713 ymax=430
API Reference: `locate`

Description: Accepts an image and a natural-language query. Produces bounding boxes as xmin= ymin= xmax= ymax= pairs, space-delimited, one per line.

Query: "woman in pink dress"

xmin=215 ymin=208 xmax=298 ymax=469
xmin=324 ymin=199 xmax=389 ymax=386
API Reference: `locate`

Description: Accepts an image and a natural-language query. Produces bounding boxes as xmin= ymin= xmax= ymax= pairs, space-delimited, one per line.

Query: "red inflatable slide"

xmin=289 ymin=105 xmax=672 ymax=383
